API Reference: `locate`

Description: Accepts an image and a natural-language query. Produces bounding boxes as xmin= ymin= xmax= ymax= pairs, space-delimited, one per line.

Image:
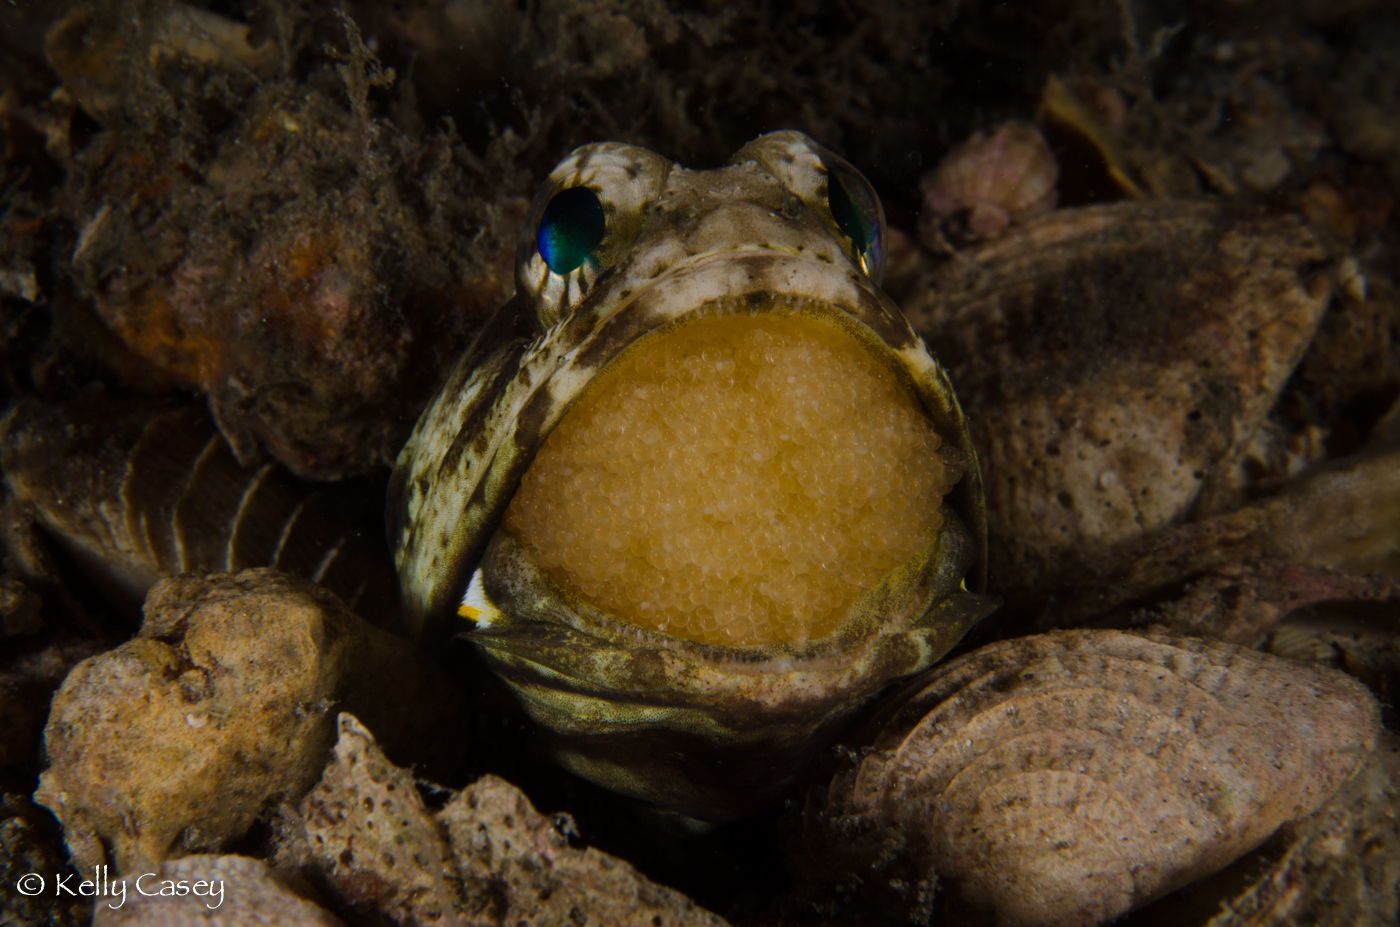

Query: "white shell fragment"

xmin=809 ymin=630 xmax=1381 ymax=927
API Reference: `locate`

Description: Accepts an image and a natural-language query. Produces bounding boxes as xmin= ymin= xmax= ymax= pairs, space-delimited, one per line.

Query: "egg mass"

xmin=506 ymin=313 xmax=957 ymax=648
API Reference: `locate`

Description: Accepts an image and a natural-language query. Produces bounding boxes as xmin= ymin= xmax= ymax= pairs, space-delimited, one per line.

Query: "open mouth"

xmin=504 ymin=305 xmax=960 ymax=648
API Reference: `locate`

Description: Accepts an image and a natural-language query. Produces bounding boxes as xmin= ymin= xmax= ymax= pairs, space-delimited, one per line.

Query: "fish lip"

xmin=470 ymin=509 xmax=987 ymax=685
xmin=461 ymin=516 xmax=994 ymax=821
xmin=596 ymin=244 xmax=878 ymax=328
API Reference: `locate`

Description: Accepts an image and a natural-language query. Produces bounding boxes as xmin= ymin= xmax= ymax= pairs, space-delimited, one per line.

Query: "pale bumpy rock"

xmin=506 ymin=314 xmax=954 ymax=647
xmin=91 ymin=854 xmax=345 ymax=927
xmin=36 ymin=569 xmax=469 ymax=874
xmin=905 ymin=201 xmax=1335 ymax=591
xmin=799 ymin=630 xmax=1381 ymax=927
xmin=294 ymin=714 xmax=730 ymax=927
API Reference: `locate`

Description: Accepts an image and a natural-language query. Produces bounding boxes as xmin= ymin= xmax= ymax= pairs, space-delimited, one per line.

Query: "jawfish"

xmin=388 ymin=132 xmax=994 ymax=820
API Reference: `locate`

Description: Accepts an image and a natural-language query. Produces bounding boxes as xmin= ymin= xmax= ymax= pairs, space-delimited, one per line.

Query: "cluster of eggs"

xmin=504 ymin=312 xmax=956 ymax=647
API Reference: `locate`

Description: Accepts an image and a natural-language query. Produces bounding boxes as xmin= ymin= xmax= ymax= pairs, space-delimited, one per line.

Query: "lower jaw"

xmin=465 ymin=499 xmax=992 ymax=820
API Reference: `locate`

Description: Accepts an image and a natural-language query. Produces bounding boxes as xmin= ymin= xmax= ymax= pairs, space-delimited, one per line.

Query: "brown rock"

xmin=35 ymin=569 xmax=468 ymax=874
xmin=298 ymin=714 xmax=465 ymax=926
xmin=799 ymin=630 xmax=1381 ymax=927
xmin=904 ymin=201 xmax=1336 ymax=590
xmin=297 ymin=713 xmax=730 ymax=927
xmin=51 ymin=7 xmax=517 ymax=479
xmin=440 ymin=778 xmax=729 ymax=927
xmin=45 ymin=4 xmax=282 ymax=121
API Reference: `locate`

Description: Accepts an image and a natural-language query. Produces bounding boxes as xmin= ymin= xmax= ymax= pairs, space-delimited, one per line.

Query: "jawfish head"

xmin=387 ymin=131 xmax=993 ymax=820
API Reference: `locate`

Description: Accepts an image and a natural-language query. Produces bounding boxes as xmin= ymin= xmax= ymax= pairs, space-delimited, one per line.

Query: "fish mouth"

xmin=504 ymin=304 xmax=961 ymax=649
xmin=598 ymin=244 xmax=877 ymax=330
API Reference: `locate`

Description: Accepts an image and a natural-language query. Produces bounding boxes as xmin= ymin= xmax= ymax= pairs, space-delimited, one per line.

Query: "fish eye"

xmin=537 ymin=186 xmax=606 ymax=275
xmin=824 ymin=164 xmax=885 ymax=280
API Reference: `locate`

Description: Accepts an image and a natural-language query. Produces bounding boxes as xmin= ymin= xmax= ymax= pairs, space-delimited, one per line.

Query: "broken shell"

xmin=799 ymin=629 xmax=1380 ymax=927
xmin=1038 ymin=74 xmax=1148 ymax=200
xmin=0 ymin=398 xmax=399 ymax=628
xmin=388 ymin=132 xmax=994 ymax=819
xmin=904 ymin=200 xmax=1335 ymax=590
xmin=919 ymin=121 xmax=1059 ymax=239
xmin=297 ymin=714 xmax=728 ymax=927
xmin=1009 ymin=444 xmax=1400 ymax=645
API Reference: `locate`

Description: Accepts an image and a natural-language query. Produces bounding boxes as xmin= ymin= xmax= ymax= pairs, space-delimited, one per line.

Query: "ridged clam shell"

xmin=804 ymin=629 xmax=1380 ymax=927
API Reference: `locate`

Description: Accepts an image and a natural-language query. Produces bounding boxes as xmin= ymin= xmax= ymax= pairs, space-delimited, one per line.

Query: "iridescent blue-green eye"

xmin=825 ymin=165 xmax=885 ymax=279
xmin=537 ymin=186 xmax=606 ymax=274
xmin=827 ymin=171 xmax=871 ymax=253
